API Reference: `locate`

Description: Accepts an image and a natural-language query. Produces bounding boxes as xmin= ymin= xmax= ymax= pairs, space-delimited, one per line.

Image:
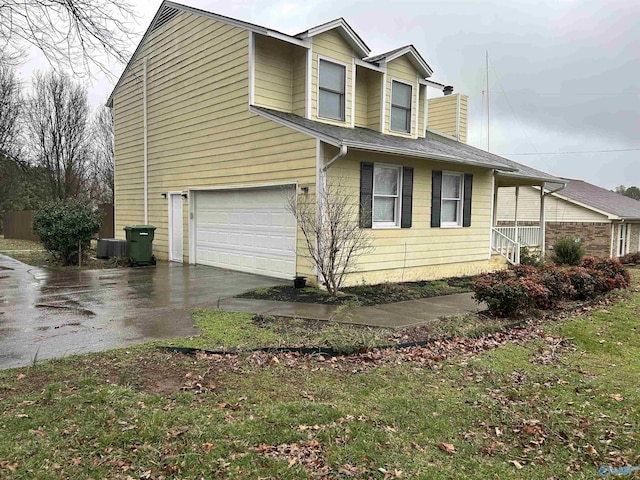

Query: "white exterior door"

xmin=193 ymin=187 xmax=296 ymax=279
xmin=618 ymin=223 xmax=628 ymax=257
xmin=169 ymin=193 xmax=183 ymax=262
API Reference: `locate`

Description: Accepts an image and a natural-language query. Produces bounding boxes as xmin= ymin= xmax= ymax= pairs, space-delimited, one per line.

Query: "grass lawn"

xmin=0 ymin=235 xmax=49 ymax=265
xmin=0 ymin=273 xmax=638 ymax=478
xmin=238 ymin=276 xmax=476 ymax=306
xmin=157 ymin=309 xmax=518 ymax=354
xmin=0 ymin=235 xmax=123 ymax=269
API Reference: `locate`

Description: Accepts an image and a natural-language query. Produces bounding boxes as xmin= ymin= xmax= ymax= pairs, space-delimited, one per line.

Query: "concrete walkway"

xmin=219 ymin=293 xmax=485 ymax=328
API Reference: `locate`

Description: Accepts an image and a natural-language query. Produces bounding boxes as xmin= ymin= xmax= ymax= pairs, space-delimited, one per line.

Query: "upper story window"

xmin=373 ymin=165 xmax=401 ymax=227
xmin=441 ymin=172 xmax=463 ymax=226
xmin=318 ymin=59 xmax=346 ymax=121
xmin=390 ymin=80 xmax=412 ymax=133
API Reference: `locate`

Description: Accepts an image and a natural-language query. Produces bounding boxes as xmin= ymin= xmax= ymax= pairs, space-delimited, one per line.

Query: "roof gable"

xmin=296 ymin=17 xmax=370 ymax=58
xmin=365 ymin=45 xmax=433 ymax=77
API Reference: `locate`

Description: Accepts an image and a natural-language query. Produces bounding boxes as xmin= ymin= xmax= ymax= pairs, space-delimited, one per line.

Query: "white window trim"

xmin=440 ymin=171 xmax=464 ymax=228
xmin=389 ymin=78 xmax=413 ymax=134
xmin=317 ymin=55 xmax=348 ymax=122
xmin=372 ymin=163 xmax=402 ymax=229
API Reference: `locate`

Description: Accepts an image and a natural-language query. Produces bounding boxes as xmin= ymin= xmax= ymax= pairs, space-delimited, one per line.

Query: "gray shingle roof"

xmin=364 ymin=45 xmax=412 ymax=63
xmin=252 ymin=106 xmax=562 ymax=183
xmin=555 ymin=179 xmax=640 ymax=219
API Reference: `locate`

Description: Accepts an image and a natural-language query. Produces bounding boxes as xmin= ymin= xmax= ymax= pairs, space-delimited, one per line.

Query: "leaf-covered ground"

xmin=1 ymin=272 xmax=639 ymax=478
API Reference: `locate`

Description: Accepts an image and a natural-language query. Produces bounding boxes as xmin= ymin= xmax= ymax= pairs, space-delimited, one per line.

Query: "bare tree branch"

xmin=0 ymin=0 xmax=137 ymax=77
xmin=287 ymin=179 xmax=373 ymax=296
xmin=87 ymin=105 xmax=113 ymax=203
xmin=26 ymin=71 xmax=91 ymax=201
xmin=0 ymin=64 xmax=23 ymax=162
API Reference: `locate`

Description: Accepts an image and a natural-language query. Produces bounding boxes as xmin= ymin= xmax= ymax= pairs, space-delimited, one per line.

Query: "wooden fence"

xmin=97 ymin=204 xmax=115 ymax=239
xmin=2 ymin=204 xmax=115 ymax=241
xmin=2 ymin=210 xmax=39 ymax=241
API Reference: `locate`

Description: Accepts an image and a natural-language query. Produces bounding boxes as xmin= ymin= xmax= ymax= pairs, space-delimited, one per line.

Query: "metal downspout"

xmin=322 ymin=144 xmax=348 ymax=173
xmin=143 ymin=57 xmax=149 ymax=224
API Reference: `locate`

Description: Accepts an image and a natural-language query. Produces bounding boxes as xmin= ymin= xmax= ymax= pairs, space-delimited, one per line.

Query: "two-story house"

xmin=107 ymin=0 xmax=563 ymax=284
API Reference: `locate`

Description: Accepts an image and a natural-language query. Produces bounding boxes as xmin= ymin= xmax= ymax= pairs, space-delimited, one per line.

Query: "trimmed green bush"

xmin=551 ymin=237 xmax=585 ymax=266
xmin=33 ymin=199 xmax=102 ymax=265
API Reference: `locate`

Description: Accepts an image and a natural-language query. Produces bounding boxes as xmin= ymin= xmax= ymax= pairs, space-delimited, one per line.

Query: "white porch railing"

xmin=492 ymin=228 xmax=520 ymax=265
xmin=493 ymin=226 xmax=541 ymax=247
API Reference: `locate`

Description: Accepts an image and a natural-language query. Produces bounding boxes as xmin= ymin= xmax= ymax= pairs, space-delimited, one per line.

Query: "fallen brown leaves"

xmin=253 ymin=440 xmax=328 ymax=475
xmin=437 ymin=442 xmax=457 ymax=454
xmin=190 ymin=325 xmax=545 ymax=374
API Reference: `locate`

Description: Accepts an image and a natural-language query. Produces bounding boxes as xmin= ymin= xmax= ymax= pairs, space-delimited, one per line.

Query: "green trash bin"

xmin=124 ymin=225 xmax=157 ymax=266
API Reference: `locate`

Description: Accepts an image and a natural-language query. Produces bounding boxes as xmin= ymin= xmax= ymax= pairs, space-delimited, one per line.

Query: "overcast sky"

xmin=18 ymin=0 xmax=639 ymax=189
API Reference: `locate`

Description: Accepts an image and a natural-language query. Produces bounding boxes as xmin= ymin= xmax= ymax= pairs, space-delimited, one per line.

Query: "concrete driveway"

xmin=0 ymin=254 xmax=285 ymax=369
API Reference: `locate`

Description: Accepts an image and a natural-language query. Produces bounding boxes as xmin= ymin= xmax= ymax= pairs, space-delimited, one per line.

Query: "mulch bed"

xmin=238 ymin=276 xmax=476 ymax=306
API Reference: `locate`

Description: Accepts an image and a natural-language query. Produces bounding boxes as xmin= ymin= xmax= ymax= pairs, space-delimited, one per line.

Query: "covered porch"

xmin=490 ymin=174 xmax=566 ymax=264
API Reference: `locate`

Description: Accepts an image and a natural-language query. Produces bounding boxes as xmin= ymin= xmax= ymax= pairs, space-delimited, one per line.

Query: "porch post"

xmin=492 ymin=184 xmax=499 ymax=227
xmin=489 ymin=175 xmax=497 ymax=258
xmin=514 ymin=185 xmax=520 ymax=243
xmin=539 ymin=186 xmax=546 ymax=257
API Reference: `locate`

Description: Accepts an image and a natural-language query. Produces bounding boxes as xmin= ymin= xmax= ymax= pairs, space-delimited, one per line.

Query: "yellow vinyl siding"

xmin=311 ymin=30 xmax=353 ymax=126
xmin=497 ymin=186 xmax=609 ymax=223
xmin=326 ymin=149 xmax=498 ymax=285
xmin=113 ymin=11 xmax=316 ymax=277
xmin=458 ymin=94 xmax=468 ymax=143
xmin=254 ymin=36 xmax=293 ymax=112
xmin=354 ymin=66 xmax=369 ymax=128
xmin=384 ymin=55 xmax=418 ymax=137
xmin=292 ymin=47 xmax=307 ymax=116
xmin=354 ymin=66 xmax=384 ymax=130
xmin=367 ymin=72 xmax=382 ymax=131
xmin=427 ymin=93 xmax=468 ymax=142
xmin=428 ymin=95 xmax=457 ymax=138
xmin=418 ymin=84 xmax=426 ymax=137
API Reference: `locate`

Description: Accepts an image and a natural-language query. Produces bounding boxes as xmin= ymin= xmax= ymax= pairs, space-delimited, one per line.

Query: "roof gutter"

xmin=322 ymin=144 xmax=348 ymax=171
xmin=543 ymin=182 xmax=567 ymax=196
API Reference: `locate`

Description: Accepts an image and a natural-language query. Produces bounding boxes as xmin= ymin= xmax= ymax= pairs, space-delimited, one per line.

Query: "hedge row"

xmin=473 ymin=258 xmax=630 ymax=317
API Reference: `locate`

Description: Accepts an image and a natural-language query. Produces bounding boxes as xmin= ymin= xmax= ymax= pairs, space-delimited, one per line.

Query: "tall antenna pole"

xmin=486 ymin=50 xmax=490 ymax=153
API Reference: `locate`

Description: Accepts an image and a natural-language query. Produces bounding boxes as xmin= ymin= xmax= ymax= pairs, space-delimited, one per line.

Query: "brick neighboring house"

xmin=497 ymin=179 xmax=640 ymax=258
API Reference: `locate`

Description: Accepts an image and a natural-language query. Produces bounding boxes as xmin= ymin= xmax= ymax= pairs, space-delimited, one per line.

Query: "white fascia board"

xmin=385 ymin=46 xmax=433 ymax=77
xmin=249 ymin=105 xmax=341 ymax=147
xmin=299 ymin=19 xmax=370 ymax=57
xmin=420 ymin=78 xmax=446 ymax=90
xmin=355 ymin=58 xmax=386 ymax=73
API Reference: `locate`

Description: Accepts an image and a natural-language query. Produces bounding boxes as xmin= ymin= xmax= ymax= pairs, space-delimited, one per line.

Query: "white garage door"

xmin=194 ymin=187 xmax=296 ymax=279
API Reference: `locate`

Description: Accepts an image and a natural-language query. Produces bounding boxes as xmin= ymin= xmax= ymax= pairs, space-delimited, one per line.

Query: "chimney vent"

xmin=443 ymin=85 xmax=454 ymax=96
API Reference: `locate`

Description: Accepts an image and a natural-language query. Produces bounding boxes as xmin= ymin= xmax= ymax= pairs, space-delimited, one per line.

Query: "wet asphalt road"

xmin=0 ymin=254 xmax=284 ymax=370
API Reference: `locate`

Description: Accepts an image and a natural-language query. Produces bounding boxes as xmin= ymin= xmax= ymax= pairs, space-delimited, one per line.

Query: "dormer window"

xmin=390 ymin=80 xmax=412 ymax=133
xmin=318 ymin=59 xmax=346 ymax=121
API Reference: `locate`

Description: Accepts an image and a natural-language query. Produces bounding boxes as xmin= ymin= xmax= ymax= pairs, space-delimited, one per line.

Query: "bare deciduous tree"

xmin=287 ymin=180 xmax=373 ymax=296
xmin=87 ymin=106 xmax=114 ymax=203
xmin=26 ymin=71 xmax=91 ymax=201
xmin=0 ymin=0 xmax=136 ymax=76
xmin=0 ymin=65 xmax=22 ymax=161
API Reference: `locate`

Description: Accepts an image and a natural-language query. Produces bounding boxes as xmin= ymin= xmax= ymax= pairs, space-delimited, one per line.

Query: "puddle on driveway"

xmin=0 ymin=254 xmax=286 ymax=369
